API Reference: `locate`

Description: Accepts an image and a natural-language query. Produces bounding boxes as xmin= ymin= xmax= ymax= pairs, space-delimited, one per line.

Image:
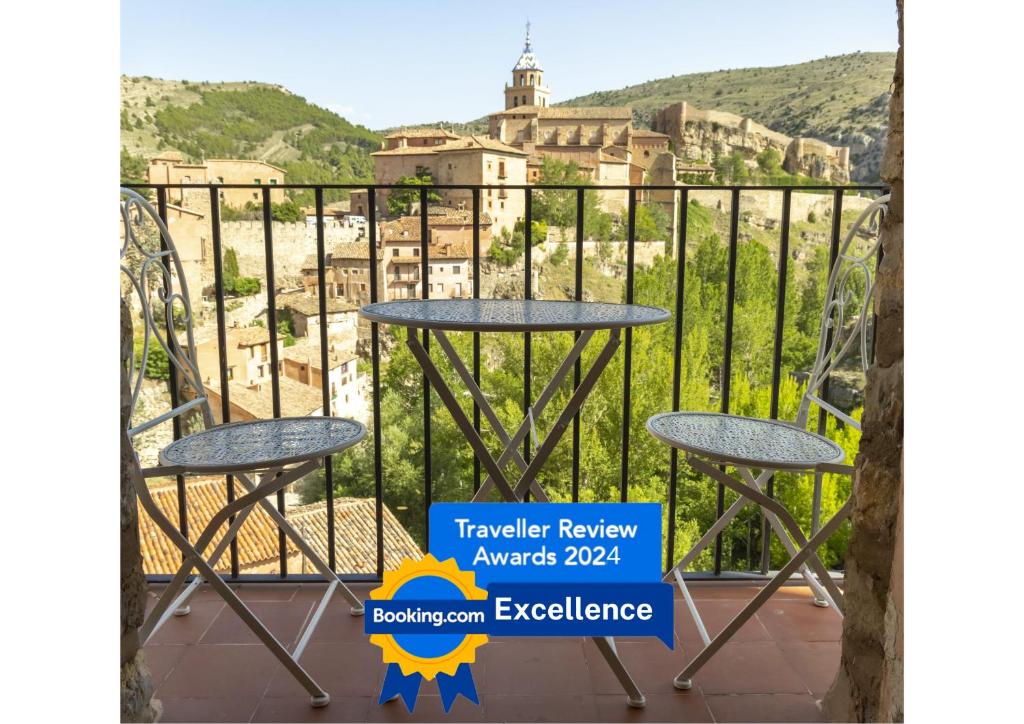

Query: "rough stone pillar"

xmin=121 ymin=299 xmax=161 ymax=723
xmin=822 ymin=1 xmax=904 ymax=721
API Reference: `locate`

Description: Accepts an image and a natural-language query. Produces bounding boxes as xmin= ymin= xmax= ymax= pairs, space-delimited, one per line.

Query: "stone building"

xmin=651 ymin=101 xmax=851 ymax=183
xmin=277 ymin=290 xmax=359 ymax=342
xmin=383 ymin=127 xmax=461 ymax=150
xmin=146 ymin=153 xmax=287 ymax=208
xmin=485 ymin=26 xmax=670 ymax=212
xmin=280 ymin=338 xmax=363 ymax=420
xmin=194 ymin=325 xmax=283 ymax=388
xmin=363 ymin=135 xmax=528 ymax=234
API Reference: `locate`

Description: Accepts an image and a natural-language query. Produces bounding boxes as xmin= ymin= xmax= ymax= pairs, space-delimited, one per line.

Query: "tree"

xmin=489 ymin=227 xmax=525 ymax=266
xmin=120 ymin=147 xmax=148 ymax=183
xmin=387 ymin=172 xmax=442 ymax=216
xmin=548 ymin=242 xmax=568 ymax=267
xmin=756 ymin=147 xmax=783 ymax=174
xmin=222 ymin=247 xmax=261 ymax=296
xmin=271 ymin=199 xmax=303 ymax=223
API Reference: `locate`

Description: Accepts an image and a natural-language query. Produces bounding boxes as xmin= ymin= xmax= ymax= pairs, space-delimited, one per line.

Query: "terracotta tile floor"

xmin=145 ymin=581 xmax=840 ymax=723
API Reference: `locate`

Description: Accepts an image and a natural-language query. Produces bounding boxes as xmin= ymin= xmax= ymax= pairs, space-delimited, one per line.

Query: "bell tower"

xmin=504 ymin=22 xmax=551 ymax=110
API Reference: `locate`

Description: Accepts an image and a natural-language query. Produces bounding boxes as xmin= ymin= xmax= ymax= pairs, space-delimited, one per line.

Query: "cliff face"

xmin=652 ymin=101 xmax=851 ymax=183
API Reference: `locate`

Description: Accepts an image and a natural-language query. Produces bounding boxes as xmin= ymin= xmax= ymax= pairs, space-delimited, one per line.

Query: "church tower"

xmin=504 ymin=22 xmax=550 ymax=110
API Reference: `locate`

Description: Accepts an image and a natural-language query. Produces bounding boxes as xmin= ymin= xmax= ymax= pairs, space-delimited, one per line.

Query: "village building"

xmin=485 ymin=25 xmax=671 ymax=212
xmin=280 ymin=337 xmax=364 ymax=420
xmin=277 ymin=289 xmax=359 ymax=343
xmin=359 ymin=135 xmax=528 ymax=234
xmin=194 ymin=325 xmax=283 ymax=388
xmin=383 ymin=127 xmax=461 ymax=150
xmin=146 ymin=152 xmax=287 ymax=208
xmin=137 ymin=477 xmax=422 ymax=575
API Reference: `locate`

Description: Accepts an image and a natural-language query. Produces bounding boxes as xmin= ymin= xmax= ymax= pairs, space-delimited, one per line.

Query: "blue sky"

xmin=120 ymin=0 xmax=897 ymax=130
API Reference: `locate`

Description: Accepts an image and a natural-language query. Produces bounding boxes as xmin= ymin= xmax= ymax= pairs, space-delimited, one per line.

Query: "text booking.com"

xmin=371 ymin=597 xmax=654 ymax=628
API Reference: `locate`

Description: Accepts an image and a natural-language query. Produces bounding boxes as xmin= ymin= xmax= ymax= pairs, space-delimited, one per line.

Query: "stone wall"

xmin=823 ymin=2 xmax=903 ymax=720
xmin=652 ymin=100 xmax=851 ymax=183
xmin=219 ymin=220 xmax=363 ymax=283
xmin=121 ymin=300 xmax=160 ymax=723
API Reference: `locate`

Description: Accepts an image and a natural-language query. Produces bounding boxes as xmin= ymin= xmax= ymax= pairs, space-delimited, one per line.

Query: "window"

xmin=522 ymin=95 xmax=527 ymax=105
xmin=519 ymin=73 xmax=524 ymax=85
xmin=500 ymin=202 xmax=505 ymax=209
xmin=437 ymin=266 xmax=444 ymax=273
xmin=498 ymin=161 xmax=506 ymax=178
xmin=429 ymin=283 xmax=434 ymax=293
xmin=254 ymin=178 xmax=261 ymax=184
xmin=437 ymin=283 xmax=444 ymax=293
xmin=429 ymin=265 xmax=433 ymax=274
xmin=361 ymin=283 xmax=366 ymax=291
xmin=513 ymin=97 xmax=518 ymax=108
xmin=452 ymin=265 xmax=460 ymax=274
xmin=258 ymin=364 xmax=265 ymax=376
xmin=392 ymin=249 xmax=399 ymax=257
xmin=270 ymin=179 xmax=278 ymax=185
xmin=413 ymin=248 xmax=420 ymax=257
xmin=217 ymin=176 xmax=224 ymax=184
xmin=227 ymin=367 xmax=234 ymax=380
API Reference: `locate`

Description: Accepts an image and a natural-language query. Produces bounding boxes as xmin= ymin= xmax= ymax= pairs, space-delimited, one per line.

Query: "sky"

xmin=120 ymin=0 xmax=898 ymax=130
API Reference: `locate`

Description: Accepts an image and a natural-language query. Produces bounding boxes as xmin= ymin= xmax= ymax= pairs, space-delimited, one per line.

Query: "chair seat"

xmin=646 ymin=412 xmax=844 ymax=471
xmin=158 ymin=417 xmax=366 ymax=474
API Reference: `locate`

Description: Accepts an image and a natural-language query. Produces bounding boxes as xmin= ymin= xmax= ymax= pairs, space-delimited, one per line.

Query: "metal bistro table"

xmin=359 ymin=298 xmax=670 ymax=708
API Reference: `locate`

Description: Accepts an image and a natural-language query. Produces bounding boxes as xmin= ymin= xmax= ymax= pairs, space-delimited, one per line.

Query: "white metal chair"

xmin=120 ymin=187 xmax=366 ymax=707
xmin=646 ymin=194 xmax=889 ymax=689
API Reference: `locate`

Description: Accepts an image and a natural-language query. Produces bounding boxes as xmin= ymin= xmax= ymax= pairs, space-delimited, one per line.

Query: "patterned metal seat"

xmin=646 ymin=194 xmax=890 ymax=692
xmin=121 ymin=187 xmax=367 ymax=707
xmin=646 ymin=412 xmax=844 ymax=472
xmin=160 ymin=417 xmax=365 ymax=473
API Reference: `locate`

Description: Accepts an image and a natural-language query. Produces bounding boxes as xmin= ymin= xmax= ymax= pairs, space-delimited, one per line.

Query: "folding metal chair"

xmin=120 ymin=188 xmax=366 ymax=707
xmin=646 ymin=194 xmax=889 ymax=690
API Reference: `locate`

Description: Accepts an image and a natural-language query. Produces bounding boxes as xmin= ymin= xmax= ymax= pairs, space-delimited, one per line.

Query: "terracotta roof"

xmin=491 ymin=105 xmax=632 ymax=120
xmin=373 ymin=135 xmax=527 ymax=157
xmin=205 ymin=158 xmax=287 ymax=175
xmin=599 ymin=151 xmax=628 ymax=165
xmin=207 ymin=378 xmax=325 ymax=419
xmin=138 ymin=477 xmax=422 ymax=574
xmin=435 ymin=135 xmax=527 ymax=156
xmin=278 ymin=291 xmax=358 ymax=317
xmin=385 ymin=127 xmax=461 ymax=140
xmin=631 ymin=129 xmax=670 ymax=138
xmin=282 ymin=337 xmax=358 ymax=369
xmin=371 ymin=146 xmax=440 ymax=157
xmin=331 ymin=241 xmax=384 ymax=261
xmin=231 ymin=327 xmax=271 ymax=347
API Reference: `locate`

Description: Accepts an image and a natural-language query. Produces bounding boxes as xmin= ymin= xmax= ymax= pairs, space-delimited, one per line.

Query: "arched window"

xmin=513 ymin=97 xmax=518 ymax=107
xmin=528 ymin=74 xmax=533 ymax=85
xmin=519 ymin=74 xmax=524 ymax=86
xmin=522 ymin=95 xmax=527 ymax=105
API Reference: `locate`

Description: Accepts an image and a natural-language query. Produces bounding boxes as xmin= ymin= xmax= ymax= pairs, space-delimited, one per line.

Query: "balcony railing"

xmin=125 ymin=181 xmax=887 ymax=584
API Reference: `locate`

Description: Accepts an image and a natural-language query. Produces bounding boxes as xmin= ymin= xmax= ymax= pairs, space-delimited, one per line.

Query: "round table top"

xmin=646 ymin=412 xmax=844 ymax=471
xmin=358 ymin=299 xmax=671 ymax=332
xmin=159 ymin=417 xmax=366 ymax=473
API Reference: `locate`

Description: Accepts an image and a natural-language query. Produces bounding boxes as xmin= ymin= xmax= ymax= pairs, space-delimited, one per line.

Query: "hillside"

xmin=560 ymin=52 xmax=895 ymax=181
xmin=120 ymin=76 xmax=381 ymax=194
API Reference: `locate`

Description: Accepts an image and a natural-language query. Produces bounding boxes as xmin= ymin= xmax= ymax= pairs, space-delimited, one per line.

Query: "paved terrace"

xmin=146 ymin=581 xmax=840 ymax=723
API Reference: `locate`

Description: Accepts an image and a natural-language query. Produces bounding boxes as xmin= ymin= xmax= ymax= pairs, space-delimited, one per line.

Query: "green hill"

xmin=560 ymin=52 xmax=895 ymax=181
xmin=120 ymin=76 xmax=381 ymax=193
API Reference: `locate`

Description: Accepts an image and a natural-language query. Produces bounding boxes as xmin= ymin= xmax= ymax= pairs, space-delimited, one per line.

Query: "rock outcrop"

xmin=651 ymin=101 xmax=850 ymax=183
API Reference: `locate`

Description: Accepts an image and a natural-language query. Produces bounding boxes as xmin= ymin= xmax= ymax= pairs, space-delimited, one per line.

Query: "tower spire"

xmin=524 ymin=20 xmax=532 ymax=52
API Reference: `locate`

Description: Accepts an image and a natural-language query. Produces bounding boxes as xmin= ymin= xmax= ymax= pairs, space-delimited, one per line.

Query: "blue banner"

xmin=429 ymin=503 xmax=663 ymax=586
xmin=365 ymin=582 xmax=674 ymax=647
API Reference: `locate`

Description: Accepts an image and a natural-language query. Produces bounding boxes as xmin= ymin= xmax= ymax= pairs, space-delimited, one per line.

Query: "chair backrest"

xmin=795 ymin=193 xmax=890 ymax=431
xmin=120 ymin=187 xmax=212 ymax=439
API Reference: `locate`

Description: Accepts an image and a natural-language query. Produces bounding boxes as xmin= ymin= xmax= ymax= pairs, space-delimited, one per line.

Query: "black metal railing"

xmin=127 ymin=181 xmax=887 ymax=583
